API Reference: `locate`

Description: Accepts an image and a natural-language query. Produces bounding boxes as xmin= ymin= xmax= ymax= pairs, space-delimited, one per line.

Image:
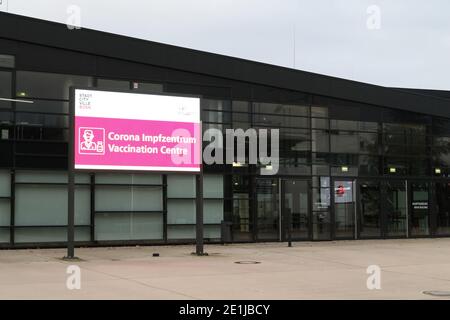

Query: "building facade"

xmin=1 ymin=13 xmax=450 ymax=248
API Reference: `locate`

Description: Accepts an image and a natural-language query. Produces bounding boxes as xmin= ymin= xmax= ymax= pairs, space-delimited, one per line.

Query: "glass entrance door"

xmin=281 ymin=180 xmax=310 ymax=241
xmin=256 ymin=179 xmax=280 ymax=241
xmin=358 ymin=180 xmax=382 ymax=238
xmin=385 ymin=180 xmax=407 ymax=237
xmin=409 ymin=181 xmax=430 ymax=237
xmin=333 ymin=179 xmax=356 ymax=239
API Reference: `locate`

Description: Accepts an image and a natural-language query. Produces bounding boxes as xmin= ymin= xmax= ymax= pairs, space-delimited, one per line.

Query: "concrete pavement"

xmin=1 ymin=238 xmax=450 ymax=299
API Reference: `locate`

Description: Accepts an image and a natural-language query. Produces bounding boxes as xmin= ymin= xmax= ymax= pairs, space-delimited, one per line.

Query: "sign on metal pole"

xmin=67 ymin=88 xmax=202 ymax=258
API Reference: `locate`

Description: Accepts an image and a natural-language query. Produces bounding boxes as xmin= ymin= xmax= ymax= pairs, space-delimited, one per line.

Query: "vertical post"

xmin=288 ymin=208 xmax=292 ymax=247
xmin=66 ymin=88 xmax=76 ymax=259
xmin=195 ymin=172 xmax=204 ymax=255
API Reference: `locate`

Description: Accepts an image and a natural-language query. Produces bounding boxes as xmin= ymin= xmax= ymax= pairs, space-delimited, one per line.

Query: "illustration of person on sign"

xmin=80 ymin=129 xmax=98 ymax=152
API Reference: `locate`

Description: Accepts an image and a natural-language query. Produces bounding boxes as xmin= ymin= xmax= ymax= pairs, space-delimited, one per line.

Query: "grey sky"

xmin=4 ymin=0 xmax=450 ymax=90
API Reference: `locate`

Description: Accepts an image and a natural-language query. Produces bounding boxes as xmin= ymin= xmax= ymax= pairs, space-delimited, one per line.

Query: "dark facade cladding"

xmin=1 ymin=12 xmax=450 ymax=248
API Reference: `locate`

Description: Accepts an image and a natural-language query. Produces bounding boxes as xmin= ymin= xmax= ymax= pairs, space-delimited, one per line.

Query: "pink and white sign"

xmin=73 ymin=89 xmax=201 ymax=172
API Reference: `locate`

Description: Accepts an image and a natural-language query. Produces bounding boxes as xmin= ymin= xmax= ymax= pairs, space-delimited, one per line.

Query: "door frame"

xmin=280 ymin=178 xmax=312 ymax=242
xmin=407 ymin=179 xmax=432 ymax=238
xmin=331 ymin=177 xmax=357 ymax=240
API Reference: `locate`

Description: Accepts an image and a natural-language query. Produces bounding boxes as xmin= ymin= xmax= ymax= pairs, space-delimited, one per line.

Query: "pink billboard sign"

xmin=73 ymin=89 xmax=201 ymax=172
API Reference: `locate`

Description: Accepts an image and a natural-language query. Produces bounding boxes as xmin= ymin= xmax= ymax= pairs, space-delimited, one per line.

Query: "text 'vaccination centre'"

xmin=1 ymin=12 xmax=450 ymax=249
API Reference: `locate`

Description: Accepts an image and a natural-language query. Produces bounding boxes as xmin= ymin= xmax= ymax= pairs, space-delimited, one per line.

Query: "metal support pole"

xmin=195 ymin=172 xmax=205 ymax=255
xmin=65 ymin=88 xmax=76 ymax=260
xmin=67 ymin=169 xmax=75 ymax=259
xmin=288 ymin=209 xmax=292 ymax=247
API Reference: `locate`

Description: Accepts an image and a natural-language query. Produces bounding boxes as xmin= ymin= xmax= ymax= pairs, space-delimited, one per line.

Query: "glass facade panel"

xmin=97 ymin=79 xmax=130 ymax=89
xmin=15 ymin=227 xmax=89 ymax=243
xmin=254 ymin=103 xmax=309 ymax=116
xmin=0 ymin=55 xmax=15 ymax=68
xmin=133 ymin=82 xmax=164 ymax=93
xmin=96 ymin=186 xmax=162 ymax=212
xmin=0 ymin=200 xmax=10 ymax=226
xmin=386 ymin=181 xmax=407 ymax=237
xmin=168 ymin=200 xmax=195 ymax=224
xmin=409 ymin=182 xmax=430 ymax=236
xmin=0 ymin=170 xmax=10 ymax=196
xmin=95 ymin=213 xmax=163 ymax=241
xmin=359 ymin=181 xmax=381 ymax=238
xmin=16 ymin=71 xmax=93 ymax=100
xmin=257 ymin=179 xmax=279 ymax=240
xmin=334 ymin=180 xmax=355 ymax=238
xmin=435 ymin=182 xmax=450 ymax=235
xmin=15 ymin=99 xmax=69 ymax=114
xmin=167 ymin=175 xmax=196 ymax=198
xmin=204 ymin=200 xmax=223 ymax=224
xmin=167 ymin=225 xmax=195 ymax=239
xmin=15 ymin=185 xmax=89 ymax=226
xmin=0 ymin=71 xmax=12 ymax=98
xmin=0 ymin=229 xmax=9 ymax=243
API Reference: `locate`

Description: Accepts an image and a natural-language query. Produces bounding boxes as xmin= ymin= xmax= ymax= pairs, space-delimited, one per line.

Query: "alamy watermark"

xmin=66 ymin=265 xmax=81 ymax=290
xmin=366 ymin=265 xmax=381 ymax=290
xmin=366 ymin=5 xmax=381 ymax=30
xmin=66 ymin=5 xmax=82 ymax=30
xmin=171 ymin=127 xmax=280 ymax=175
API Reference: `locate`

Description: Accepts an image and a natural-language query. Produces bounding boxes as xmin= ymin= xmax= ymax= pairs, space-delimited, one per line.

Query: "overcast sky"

xmin=3 ymin=0 xmax=450 ymax=90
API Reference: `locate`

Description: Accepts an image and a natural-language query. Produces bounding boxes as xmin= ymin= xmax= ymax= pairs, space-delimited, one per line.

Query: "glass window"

xmin=15 ymin=99 xmax=68 ymax=114
xmin=168 ymin=199 xmax=195 ymax=224
xmin=95 ymin=172 xmax=161 ymax=185
xmin=312 ymin=118 xmax=328 ymax=129
xmin=331 ymin=131 xmax=359 ymax=153
xmin=359 ymin=133 xmax=378 ymax=154
xmin=167 ymin=175 xmax=196 ymax=198
xmin=204 ymin=200 xmax=223 ymax=224
xmin=0 ymin=55 xmax=15 ymax=68
xmin=15 ymin=113 xmax=68 ymax=128
xmin=15 ymin=227 xmax=89 ymax=243
xmin=96 ymin=186 xmax=162 ymax=212
xmin=280 ymin=128 xmax=310 ymax=153
xmin=95 ymin=213 xmax=163 ymax=241
xmin=203 ymin=175 xmax=223 ymax=198
xmin=167 ymin=225 xmax=195 ymax=240
xmin=334 ymin=180 xmax=356 ymax=238
xmin=312 ymin=130 xmax=329 ymax=152
xmin=253 ymin=113 xmax=309 ymax=128
xmin=435 ymin=182 xmax=450 ymax=235
xmin=16 ymin=71 xmax=93 ymax=100
xmin=202 ymin=99 xmax=231 ymax=112
xmin=311 ymin=106 xmax=328 ymax=118
xmin=202 ymin=110 xmax=231 ymax=124
xmin=233 ymin=101 xmax=250 ymax=113
xmin=0 ymin=170 xmax=10 ymax=197
xmin=97 ymin=78 xmax=130 ymax=90
xmin=331 ymin=120 xmax=378 ymax=132
xmin=232 ymin=112 xmax=251 ymax=126
xmin=0 ymin=71 xmax=11 ymax=99
xmin=15 ymin=185 xmax=89 ymax=226
xmin=359 ymin=181 xmax=381 ymax=238
xmin=254 ymin=103 xmax=309 ymax=117
xmin=133 ymin=82 xmax=163 ymax=93
xmin=383 ymin=123 xmax=426 ymax=135
xmin=359 ymin=155 xmax=379 ymax=175
xmin=433 ymin=118 xmax=450 ymax=137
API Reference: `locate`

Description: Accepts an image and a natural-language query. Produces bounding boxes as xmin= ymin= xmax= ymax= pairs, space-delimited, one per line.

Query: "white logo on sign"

xmin=79 ymin=127 xmax=105 ymax=155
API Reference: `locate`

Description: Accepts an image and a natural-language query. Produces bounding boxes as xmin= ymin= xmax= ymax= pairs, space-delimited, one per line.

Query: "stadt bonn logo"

xmin=78 ymin=127 xmax=105 ymax=155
